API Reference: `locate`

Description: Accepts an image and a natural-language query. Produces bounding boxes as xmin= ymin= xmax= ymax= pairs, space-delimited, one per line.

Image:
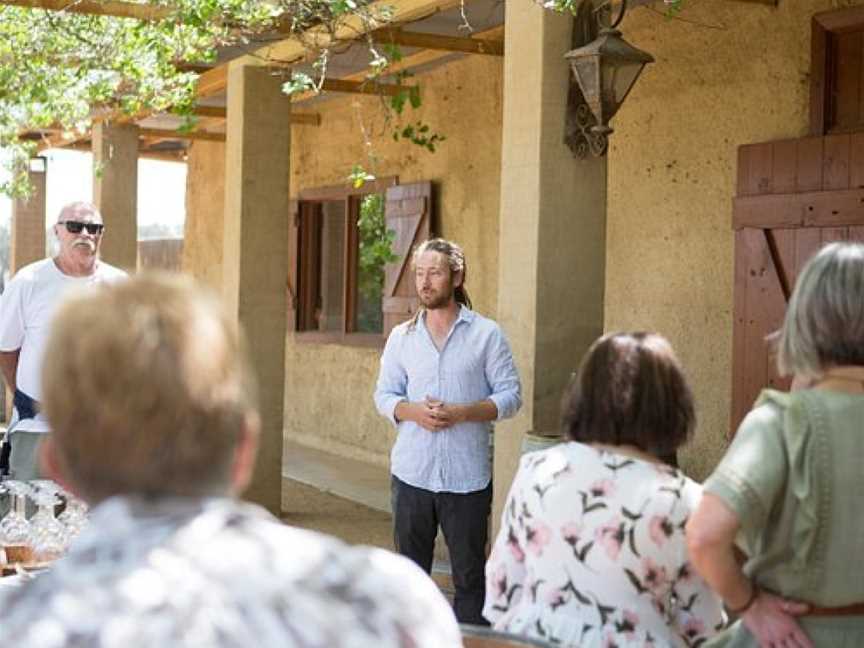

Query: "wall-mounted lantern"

xmin=564 ymin=0 xmax=654 ymax=158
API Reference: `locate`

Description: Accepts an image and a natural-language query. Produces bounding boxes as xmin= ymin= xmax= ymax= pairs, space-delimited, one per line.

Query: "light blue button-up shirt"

xmin=374 ymin=306 xmax=522 ymax=493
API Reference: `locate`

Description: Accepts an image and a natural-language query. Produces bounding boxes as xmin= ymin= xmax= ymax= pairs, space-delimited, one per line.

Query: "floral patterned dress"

xmin=483 ymin=442 xmax=724 ymax=647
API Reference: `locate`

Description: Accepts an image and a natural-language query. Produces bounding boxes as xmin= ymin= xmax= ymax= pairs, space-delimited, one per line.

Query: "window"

xmin=286 ymin=180 xmax=432 ymax=346
xmin=810 ymin=6 xmax=864 ymax=135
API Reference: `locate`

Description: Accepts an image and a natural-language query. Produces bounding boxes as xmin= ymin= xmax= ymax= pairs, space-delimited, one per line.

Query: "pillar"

xmin=11 ymin=159 xmax=47 ymax=273
xmin=7 ymin=160 xmax=48 ymax=421
xmin=223 ymin=62 xmax=290 ymax=514
xmin=92 ymin=122 xmax=138 ymax=271
xmin=493 ymin=2 xmax=607 ymax=526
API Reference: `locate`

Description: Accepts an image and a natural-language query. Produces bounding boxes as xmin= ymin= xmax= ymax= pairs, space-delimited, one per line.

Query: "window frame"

xmin=293 ymin=176 xmax=398 ymax=348
xmin=810 ymin=6 xmax=864 ymax=136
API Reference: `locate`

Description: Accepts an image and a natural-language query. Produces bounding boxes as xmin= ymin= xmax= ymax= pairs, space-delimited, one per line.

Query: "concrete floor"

xmin=281 ymin=441 xmax=454 ymax=594
xmin=283 ymin=441 xmax=391 ymax=513
xmin=281 ymin=478 xmax=393 ymax=549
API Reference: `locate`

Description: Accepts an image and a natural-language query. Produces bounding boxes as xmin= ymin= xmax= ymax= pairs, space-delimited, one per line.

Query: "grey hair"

xmin=778 ymin=242 xmax=864 ymax=378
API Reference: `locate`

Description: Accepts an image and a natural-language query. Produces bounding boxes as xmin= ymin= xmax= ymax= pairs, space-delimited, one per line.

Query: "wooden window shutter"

xmin=286 ymin=199 xmax=300 ymax=332
xmin=382 ymin=182 xmax=432 ymax=337
xmin=730 ymin=135 xmax=864 ymax=436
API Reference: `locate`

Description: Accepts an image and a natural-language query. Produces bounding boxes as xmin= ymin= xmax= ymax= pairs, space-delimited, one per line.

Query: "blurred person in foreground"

xmin=688 ymin=242 xmax=864 ymax=648
xmin=0 ymin=274 xmax=462 ymax=648
xmin=483 ymin=332 xmax=723 ymax=646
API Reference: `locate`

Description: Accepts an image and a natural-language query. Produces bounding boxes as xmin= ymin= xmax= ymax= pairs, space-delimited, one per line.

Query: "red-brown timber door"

xmin=382 ymin=182 xmax=432 ymax=337
xmin=730 ymin=133 xmax=864 ymax=436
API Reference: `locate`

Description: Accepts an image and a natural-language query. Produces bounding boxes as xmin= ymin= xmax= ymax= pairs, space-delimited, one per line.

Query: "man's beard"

xmin=420 ymin=287 xmax=455 ymax=310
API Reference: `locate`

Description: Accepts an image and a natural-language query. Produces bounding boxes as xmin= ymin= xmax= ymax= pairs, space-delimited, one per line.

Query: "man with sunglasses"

xmin=0 ymin=201 xmax=126 ymax=481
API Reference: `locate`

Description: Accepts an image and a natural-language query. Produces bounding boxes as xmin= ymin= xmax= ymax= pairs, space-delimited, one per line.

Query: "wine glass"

xmin=28 ymin=481 xmax=68 ymax=561
xmin=0 ymin=481 xmax=33 ymax=563
xmin=57 ymin=489 xmax=89 ymax=542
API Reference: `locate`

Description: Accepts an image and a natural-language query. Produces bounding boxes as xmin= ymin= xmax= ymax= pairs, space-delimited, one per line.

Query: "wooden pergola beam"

xmin=166 ymin=106 xmax=321 ymax=125
xmin=26 ymin=0 xmax=473 ymax=151
xmin=195 ymin=65 xmax=228 ymax=98
xmin=138 ymin=127 xmax=225 ymax=142
xmin=626 ymin=0 xmax=775 ymax=6
xmin=63 ymin=139 xmax=186 ymax=162
xmin=373 ymin=29 xmax=503 ymax=55
xmin=290 ymin=112 xmax=321 ymax=125
xmin=319 ymin=78 xmax=409 ymax=97
xmin=290 ymin=25 xmax=504 ymax=104
xmin=250 ymin=0 xmax=469 ymax=66
xmin=0 ymin=0 xmax=170 ymax=20
xmin=191 ymin=106 xmax=227 ymax=119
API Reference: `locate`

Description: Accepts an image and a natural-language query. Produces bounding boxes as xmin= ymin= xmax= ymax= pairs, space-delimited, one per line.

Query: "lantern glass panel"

xmin=572 ymin=55 xmax=601 ymax=108
xmin=610 ymin=60 xmax=645 ymax=104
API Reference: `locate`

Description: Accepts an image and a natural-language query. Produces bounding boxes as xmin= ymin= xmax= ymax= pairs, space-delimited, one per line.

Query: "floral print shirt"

xmin=483 ymin=442 xmax=724 ymax=648
xmin=0 ymin=496 xmax=462 ymax=648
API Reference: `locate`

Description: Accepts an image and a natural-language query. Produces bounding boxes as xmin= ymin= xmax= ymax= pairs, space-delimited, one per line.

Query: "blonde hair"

xmin=42 ymin=273 xmax=257 ymax=503
xmin=778 ymin=242 xmax=864 ymax=379
xmin=407 ymin=238 xmax=472 ymax=330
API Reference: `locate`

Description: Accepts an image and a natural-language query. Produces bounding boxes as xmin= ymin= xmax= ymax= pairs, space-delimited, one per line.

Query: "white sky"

xmin=0 ymin=148 xmax=186 ymax=231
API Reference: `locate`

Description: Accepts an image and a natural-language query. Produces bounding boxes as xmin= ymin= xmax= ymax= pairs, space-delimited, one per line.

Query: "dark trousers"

xmin=391 ymin=475 xmax=492 ymax=625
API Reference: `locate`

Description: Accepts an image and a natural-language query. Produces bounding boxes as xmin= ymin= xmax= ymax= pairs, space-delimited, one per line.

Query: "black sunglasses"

xmin=59 ymin=221 xmax=105 ymax=235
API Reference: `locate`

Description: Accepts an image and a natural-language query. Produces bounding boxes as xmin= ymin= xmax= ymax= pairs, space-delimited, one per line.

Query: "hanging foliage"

xmin=0 ymin=0 xmax=443 ymax=197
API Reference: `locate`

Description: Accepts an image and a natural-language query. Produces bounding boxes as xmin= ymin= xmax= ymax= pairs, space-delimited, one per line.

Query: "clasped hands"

xmin=411 ymin=396 xmax=465 ymax=432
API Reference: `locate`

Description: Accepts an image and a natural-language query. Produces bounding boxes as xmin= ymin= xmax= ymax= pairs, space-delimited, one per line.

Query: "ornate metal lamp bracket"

xmin=564 ymin=1 xmax=607 ymax=159
xmin=565 ymin=91 xmax=608 ymax=159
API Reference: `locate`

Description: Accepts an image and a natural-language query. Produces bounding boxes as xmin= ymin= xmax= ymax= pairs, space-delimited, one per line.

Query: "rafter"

xmin=626 ymin=0 xmax=775 ymax=6
xmin=289 ymin=25 xmax=503 ymax=103
xmin=169 ymin=106 xmax=322 ymax=125
xmin=24 ymin=0 xmax=488 ymax=152
xmin=249 ymin=0 xmax=469 ymax=66
xmin=290 ymin=112 xmax=322 ymax=125
xmin=373 ymin=29 xmax=502 ymax=55
xmin=190 ymin=106 xmax=227 ymax=119
xmin=319 ymin=78 xmax=409 ymax=97
xmin=138 ymin=127 xmax=224 ymax=142
xmin=0 ymin=0 xmax=170 ymax=20
xmin=195 ymin=65 xmax=228 ymax=98
xmin=59 ymin=139 xmax=186 ymax=162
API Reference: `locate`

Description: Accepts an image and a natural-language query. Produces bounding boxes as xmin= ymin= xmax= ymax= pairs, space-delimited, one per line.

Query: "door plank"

xmin=823 ymin=133 xmax=851 ymax=190
xmin=796 ymin=137 xmax=825 ymax=192
xmin=733 ymin=187 xmax=864 ymax=229
xmin=738 ymin=142 xmax=773 ymax=196
xmin=850 ymin=133 xmax=864 ymax=188
xmin=771 ymin=139 xmax=799 ymax=193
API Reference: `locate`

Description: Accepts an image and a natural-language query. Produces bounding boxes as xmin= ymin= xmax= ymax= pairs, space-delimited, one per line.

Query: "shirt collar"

xmin=420 ymin=303 xmax=474 ymax=329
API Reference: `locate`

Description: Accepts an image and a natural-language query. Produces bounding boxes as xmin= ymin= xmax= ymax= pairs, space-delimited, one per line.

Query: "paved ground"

xmin=281 ymin=478 xmax=394 ymax=550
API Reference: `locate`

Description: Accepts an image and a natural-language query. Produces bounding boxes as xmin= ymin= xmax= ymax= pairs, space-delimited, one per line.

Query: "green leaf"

xmin=408 ymin=85 xmax=421 ymax=109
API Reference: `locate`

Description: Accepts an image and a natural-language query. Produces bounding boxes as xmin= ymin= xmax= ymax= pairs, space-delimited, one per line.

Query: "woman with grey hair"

xmin=687 ymin=242 xmax=864 ymax=648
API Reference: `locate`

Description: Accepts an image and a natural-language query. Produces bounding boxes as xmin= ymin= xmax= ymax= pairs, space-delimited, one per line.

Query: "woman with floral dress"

xmin=483 ymin=332 xmax=724 ymax=647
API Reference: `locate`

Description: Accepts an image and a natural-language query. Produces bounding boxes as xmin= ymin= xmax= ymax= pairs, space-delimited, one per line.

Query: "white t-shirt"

xmin=0 ymin=257 xmax=127 ymax=432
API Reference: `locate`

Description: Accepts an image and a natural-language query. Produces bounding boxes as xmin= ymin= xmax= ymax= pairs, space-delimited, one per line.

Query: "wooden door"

xmin=382 ymin=182 xmax=432 ymax=337
xmin=731 ymin=133 xmax=864 ymax=435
